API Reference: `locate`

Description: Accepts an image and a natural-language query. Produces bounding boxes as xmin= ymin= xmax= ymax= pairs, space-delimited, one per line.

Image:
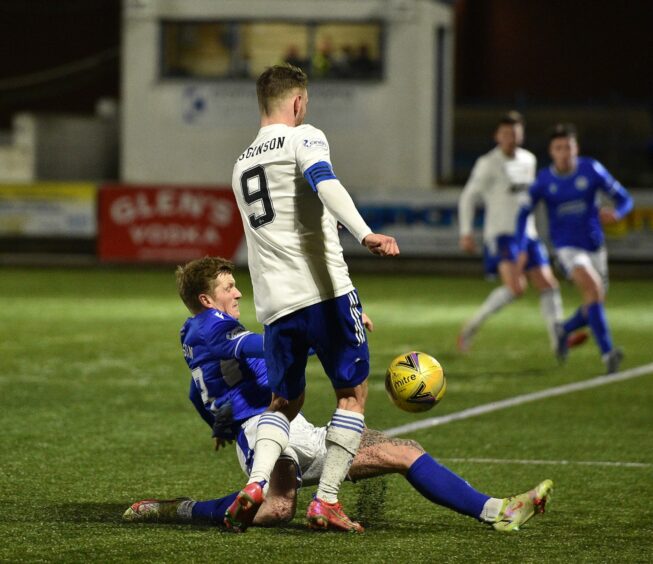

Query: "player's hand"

xmin=459 ymin=234 xmax=476 ymax=254
xmin=211 ymin=400 xmax=237 ymax=449
xmin=213 ymin=436 xmax=233 ymax=451
xmin=599 ymin=207 xmax=619 ymax=225
xmin=362 ymin=312 xmax=374 ymax=332
xmin=362 ymin=233 xmax=399 ymax=256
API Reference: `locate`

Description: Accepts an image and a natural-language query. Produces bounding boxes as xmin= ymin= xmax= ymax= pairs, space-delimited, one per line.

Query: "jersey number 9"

xmin=240 ymin=165 xmax=275 ymax=229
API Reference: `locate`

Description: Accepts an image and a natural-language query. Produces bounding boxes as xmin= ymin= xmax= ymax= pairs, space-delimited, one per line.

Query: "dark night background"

xmin=0 ymin=0 xmax=651 ymax=183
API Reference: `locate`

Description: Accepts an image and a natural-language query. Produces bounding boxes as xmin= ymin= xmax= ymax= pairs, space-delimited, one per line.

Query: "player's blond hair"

xmin=256 ymin=63 xmax=308 ymax=115
xmin=176 ymin=256 xmax=235 ymax=314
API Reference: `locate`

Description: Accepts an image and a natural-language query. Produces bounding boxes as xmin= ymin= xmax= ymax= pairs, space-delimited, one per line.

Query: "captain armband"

xmin=303 ymin=161 xmax=337 ymax=192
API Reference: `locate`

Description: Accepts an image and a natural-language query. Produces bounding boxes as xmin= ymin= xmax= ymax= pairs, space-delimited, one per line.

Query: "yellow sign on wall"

xmin=0 ymin=182 xmax=97 ymax=237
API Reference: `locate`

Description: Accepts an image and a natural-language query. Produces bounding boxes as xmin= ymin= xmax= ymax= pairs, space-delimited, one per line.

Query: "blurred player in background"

xmin=229 ymin=64 xmax=399 ymax=532
xmin=458 ymin=112 xmax=575 ymax=358
xmin=516 ymin=124 xmax=633 ymax=373
xmin=123 ymin=257 xmax=553 ymax=533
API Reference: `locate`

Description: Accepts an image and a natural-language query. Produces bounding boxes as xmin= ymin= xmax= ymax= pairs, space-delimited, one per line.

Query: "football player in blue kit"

xmin=516 ymin=124 xmax=633 ymax=373
xmin=123 ymin=257 xmax=553 ymax=533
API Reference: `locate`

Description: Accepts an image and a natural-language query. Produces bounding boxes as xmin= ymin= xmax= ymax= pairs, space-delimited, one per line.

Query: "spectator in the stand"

xmin=312 ymin=38 xmax=335 ymax=78
xmin=283 ymin=45 xmax=308 ymax=72
xmin=351 ymin=44 xmax=379 ymax=78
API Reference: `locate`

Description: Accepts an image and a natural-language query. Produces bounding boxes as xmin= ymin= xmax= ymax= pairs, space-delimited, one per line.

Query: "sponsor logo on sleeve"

xmin=303 ymin=138 xmax=328 ymax=149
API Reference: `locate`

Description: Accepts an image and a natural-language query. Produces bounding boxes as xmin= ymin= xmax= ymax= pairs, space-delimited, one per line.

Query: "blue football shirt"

xmin=180 ymin=309 xmax=270 ymax=425
xmin=517 ymin=157 xmax=633 ymax=251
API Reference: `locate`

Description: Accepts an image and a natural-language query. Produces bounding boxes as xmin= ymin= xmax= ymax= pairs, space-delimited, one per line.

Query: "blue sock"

xmin=191 ymin=492 xmax=239 ymax=524
xmin=405 ymin=453 xmax=489 ymax=519
xmin=563 ymin=306 xmax=588 ymax=334
xmin=587 ymin=302 xmax=612 ymax=355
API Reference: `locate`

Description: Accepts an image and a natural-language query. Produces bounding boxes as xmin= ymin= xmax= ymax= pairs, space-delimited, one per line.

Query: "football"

xmin=385 ymin=351 xmax=446 ymax=413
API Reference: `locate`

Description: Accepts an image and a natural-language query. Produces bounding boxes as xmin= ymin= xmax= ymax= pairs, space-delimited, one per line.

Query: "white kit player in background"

xmin=457 ymin=112 xmax=578 ymax=359
xmin=228 ymin=64 xmax=399 ymax=533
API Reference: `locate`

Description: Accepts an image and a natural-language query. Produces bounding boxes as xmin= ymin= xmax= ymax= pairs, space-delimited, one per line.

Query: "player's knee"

xmin=388 ymin=438 xmax=425 ymax=472
xmin=534 ymin=272 xmax=558 ymax=291
xmin=582 ymin=278 xmax=603 ymax=303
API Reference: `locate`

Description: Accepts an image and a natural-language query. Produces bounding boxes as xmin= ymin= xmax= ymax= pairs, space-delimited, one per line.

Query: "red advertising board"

xmin=98 ymin=184 xmax=244 ymax=262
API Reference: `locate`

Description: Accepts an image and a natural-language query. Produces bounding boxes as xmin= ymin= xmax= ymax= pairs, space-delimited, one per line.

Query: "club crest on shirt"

xmin=303 ymin=138 xmax=328 ymax=149
xmin=575 ymin=176 xmax=589 ymax=190
xmin=549 ymin=183 xmax=558 ymax=194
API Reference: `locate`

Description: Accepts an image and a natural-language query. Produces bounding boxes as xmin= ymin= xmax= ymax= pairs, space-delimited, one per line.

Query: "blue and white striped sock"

xmin=317 ymin=409 xmax=365 ymax=503
xmin=248 ymin=411 xmax=290 ymax=485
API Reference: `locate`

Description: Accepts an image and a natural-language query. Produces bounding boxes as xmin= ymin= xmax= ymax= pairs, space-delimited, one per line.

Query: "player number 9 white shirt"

xmin=232 ymin=123 xmax=355 ymax=325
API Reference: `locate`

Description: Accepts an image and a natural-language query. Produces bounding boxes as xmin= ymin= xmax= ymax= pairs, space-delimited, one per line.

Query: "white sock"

xmin=177 ymin=500 xmax=196 ymax=521
xmin=479 ymin=497 xmax=504 ymax=522
xmin=248 ymin=412 xmax=290 ymax=484
xmin=464 ymin=286 xmax=515 ymax=336
xmin=540 ymin=288 xmax=563 ymax=350
xmin=316 ymin=409 xmax=365 ymax=504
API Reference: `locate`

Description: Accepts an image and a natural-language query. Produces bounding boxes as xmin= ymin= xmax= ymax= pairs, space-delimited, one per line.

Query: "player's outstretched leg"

xmin=457 ymin=286 xmax=516 ymax=352
xmin=224 ymin=481 xmax=267 ymax=533
xmin=492 ymin=479 xmax=553 ymax=532
xmin=123 ymin=497 xmax=193 ymax=522
xmin=306 ymin=495 xmax=364 ymax=533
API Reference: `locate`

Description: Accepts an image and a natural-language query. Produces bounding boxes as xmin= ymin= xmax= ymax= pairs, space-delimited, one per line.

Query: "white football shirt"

xmin=232 ymin=123 xmax=354 ymax=325
xmin=458 ymin=146 xmax=537 ymax=241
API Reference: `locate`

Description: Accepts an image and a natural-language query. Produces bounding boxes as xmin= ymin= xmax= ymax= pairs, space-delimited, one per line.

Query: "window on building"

xmin=161 ymin=20 xmax=383 ymax=81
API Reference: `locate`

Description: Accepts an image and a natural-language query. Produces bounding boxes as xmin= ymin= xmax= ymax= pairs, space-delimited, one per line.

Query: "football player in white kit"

xmin=458 ymin=112 xmax=583 ymax=358
xmin=228 ymin=64 xmax=399 ymax=532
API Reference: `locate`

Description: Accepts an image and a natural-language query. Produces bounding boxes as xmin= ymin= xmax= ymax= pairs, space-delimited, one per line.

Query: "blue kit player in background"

xmin=516 ymin=124 xmax=634 ymax=373
xmin=229 ymin=64 xmax=399 ymax=533
xmin=123 ymin=257 xmax=553 ymax=533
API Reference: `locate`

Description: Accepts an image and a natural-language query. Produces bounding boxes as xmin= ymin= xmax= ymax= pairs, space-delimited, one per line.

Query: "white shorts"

xmin=236 ymin=412 xmax=328 ymax=487
xmin=556 ymin=246 xmax=608 ymax=288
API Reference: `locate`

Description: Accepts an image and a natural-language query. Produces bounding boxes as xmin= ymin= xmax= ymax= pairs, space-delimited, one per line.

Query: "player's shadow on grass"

xmin=39 ymin=502 xmax=219 ymax=531
xmin=47 ymin=502 xmax=139 ymax=524
xmin=39 ymin=502 xmax=474 ymax=535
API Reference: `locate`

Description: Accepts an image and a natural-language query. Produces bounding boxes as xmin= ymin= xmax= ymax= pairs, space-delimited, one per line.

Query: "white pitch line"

xmin=440 ymin=457 xmax=652 ymax=469
xmin=384 ymin=361 xmax=653 ymax=437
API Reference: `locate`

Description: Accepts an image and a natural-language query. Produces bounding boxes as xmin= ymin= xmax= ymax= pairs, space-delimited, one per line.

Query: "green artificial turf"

xmin=1 ymin=267 xmax=651 ymax=563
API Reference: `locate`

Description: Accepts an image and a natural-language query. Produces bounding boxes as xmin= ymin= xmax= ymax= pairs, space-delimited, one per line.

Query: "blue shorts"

xmin=483 ymin=235 xmax=549 ymax=277
xmin=264 ymin=290 xmax=370 ymax=401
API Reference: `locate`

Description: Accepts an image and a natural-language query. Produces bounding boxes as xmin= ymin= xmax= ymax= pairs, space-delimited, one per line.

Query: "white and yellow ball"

xmin=385 ymin=351 xmax=446 ymax=413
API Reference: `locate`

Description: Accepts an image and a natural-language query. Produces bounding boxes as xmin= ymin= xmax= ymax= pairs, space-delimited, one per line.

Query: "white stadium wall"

xmin=120 ymin=0 xmax=454 ymax=192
